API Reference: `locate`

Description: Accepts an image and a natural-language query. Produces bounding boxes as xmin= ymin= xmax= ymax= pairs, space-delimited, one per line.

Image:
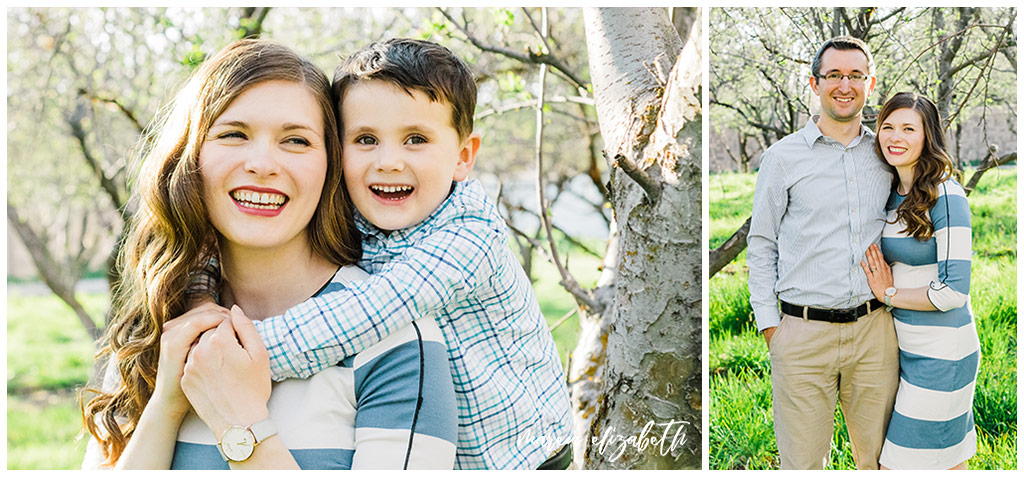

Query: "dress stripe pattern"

xmin=878 ymin=179 xmax=979 ymax=469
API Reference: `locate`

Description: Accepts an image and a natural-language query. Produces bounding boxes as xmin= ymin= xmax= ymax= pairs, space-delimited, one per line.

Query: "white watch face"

xmin=220 ymin=426 xmax=256 ymax=462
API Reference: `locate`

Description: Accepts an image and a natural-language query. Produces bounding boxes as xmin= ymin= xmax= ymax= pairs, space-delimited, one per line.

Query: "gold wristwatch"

xmin=217 ymin=418 xmax=278 ymax=462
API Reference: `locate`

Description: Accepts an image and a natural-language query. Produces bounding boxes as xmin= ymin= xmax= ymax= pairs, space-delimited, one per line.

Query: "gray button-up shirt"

xmin=747 ymin=116 xmax=893 ymax=331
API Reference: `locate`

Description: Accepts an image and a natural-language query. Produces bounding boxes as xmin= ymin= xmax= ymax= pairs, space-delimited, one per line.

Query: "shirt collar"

xmin=800 ymin=115 xmax=875 ymax=149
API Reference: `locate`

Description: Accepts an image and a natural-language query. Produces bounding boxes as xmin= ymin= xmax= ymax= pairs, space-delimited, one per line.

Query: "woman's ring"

xmin=871 ymin=268 xmax=878 ymax=272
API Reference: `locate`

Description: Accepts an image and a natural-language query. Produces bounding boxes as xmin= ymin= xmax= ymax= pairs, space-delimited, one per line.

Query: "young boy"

xmin=193 ymin=38 xmax=572 ymax=469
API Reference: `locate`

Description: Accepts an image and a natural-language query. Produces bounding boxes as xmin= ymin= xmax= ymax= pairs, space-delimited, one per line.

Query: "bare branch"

xmin=79 ymin=88 xmax=144 ymax=133
xmin=437 ymin=7 xmax=590 ymax=93
xmin=874 ymin=7 xmax=907 ymax=24
xmin=709 ymin=217 xmax=751 ymax=278
xmin=710 ymin=99 xmax=792 ymax=138
xmin=612 ymin=154 xmax=662 ymax=204
xmin=8 ymin=204 xmax=101 ymax=340
xmin=946 ymin=10 xmax=1016 ymax=126
xmin=475 ymin=95 xmax=594 ymax=123
xmin=66 ymin=101 xmax=126 ymax=212
xmin=889 ymin=16 xmax=1012 ymax=92
xmin=964 ymin=151 xmax=1016 ymax=196
xmin=503 ymin=201 xmax=604 ymax=259
xmin=533 ymin=9 xmax=598 ymax=311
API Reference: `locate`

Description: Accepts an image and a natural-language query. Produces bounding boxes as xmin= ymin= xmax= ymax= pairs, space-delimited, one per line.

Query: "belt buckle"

xmin=829 ymin=308 xmax=857 ymax=323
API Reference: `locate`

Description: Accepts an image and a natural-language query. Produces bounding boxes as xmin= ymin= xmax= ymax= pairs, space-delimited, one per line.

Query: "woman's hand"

xmin=860 ymin=243 xmax=894 ymax=302
xmin=113 ymin=302 xmax=230 ymax=469
xmin=181 ymin=305 xmax=272 ymax=438
xmin=152 ymin=302 xmax=231 ymax=420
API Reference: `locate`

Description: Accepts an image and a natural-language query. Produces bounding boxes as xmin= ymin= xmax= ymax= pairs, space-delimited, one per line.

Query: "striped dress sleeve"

xmin=349 ymin=318 xmax=457 ymax=469
xmin=926 ymin=180 xmax=972 ymax=311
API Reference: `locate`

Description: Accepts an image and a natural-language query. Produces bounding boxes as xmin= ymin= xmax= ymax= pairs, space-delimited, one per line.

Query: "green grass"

xmin=709 ymin=168 xmax=1018 ymax=470
xmin=6 ymin=245 xmax=598 ymax=469
xmin=6 ymin=293 xmax=108 ymax=391
xmin=6 ymin=394 xmax=90 ymax=470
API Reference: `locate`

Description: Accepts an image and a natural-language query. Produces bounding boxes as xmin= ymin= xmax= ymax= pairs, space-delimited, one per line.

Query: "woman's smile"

xmin=231 ymin=187 xmax=289 ymax=216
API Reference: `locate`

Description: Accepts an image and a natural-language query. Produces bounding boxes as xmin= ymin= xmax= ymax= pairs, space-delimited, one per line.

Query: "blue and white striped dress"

xmin=878 ymin=179 xmax=979 ymax=469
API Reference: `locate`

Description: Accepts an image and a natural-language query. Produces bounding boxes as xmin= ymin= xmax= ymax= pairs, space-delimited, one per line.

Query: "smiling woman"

xmin=79 ymin=39 xmax=457 ymax=470
xmin=201 ymin=80 xmax=327 ymax=250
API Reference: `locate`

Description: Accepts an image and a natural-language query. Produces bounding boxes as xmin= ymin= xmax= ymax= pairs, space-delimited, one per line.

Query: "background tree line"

xmin=708 ymin=6 xmax=1017 ymax=276
xmin=6 ymin=7 xmax=700 ymax=469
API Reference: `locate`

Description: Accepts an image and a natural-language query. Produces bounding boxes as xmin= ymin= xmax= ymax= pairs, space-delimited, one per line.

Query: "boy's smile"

xmin=341 ymin=79 xmax=479 ymax=232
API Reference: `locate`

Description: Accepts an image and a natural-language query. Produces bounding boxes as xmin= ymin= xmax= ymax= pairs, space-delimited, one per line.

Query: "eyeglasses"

xmin=815 ymin=72 xmax=870 ymax=83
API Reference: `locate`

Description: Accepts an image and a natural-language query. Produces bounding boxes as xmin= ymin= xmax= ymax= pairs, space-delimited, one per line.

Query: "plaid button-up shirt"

xmin=252 ymin=179 xmax=572 ymax=469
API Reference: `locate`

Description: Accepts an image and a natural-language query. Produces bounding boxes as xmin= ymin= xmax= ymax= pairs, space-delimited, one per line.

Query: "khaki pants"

xmin=769 ymin=307 xmax=899 ymax=469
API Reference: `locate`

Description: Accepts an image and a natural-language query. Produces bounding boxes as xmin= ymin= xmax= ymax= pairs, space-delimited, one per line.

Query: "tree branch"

xmin=889 ymin=16 xmax=1011 ymax=92
xmin=709 ymin=217 xmax=751 ymax=278
xmin=475 ymin=95 xmax=594 ymax=123
xmin=8 ymin=204 xmax=101 ymax=340
xmin=533 ymin=9 xmax=598 ymax=312
xmin=612 ymin=154 xmax=662 ymax=204
xmin=238 ymin=6 xmax=271 ymax=38
xmin=79 ymin=88 xmax=144 ymax=133
xmin=946 ymin=10 xmax=1016 ymax=126
xmin=437 ymin=7 xmax=590 ymax=93
xmin=710 ymin=99 xmax=791 ymax=138
xmin=66 ymin=101 xmax=125 ymax=212
xmin=503 ymin=201 xmax=604 ymax=259
xmin=964 ymin=151 xmax=1016 ymax=196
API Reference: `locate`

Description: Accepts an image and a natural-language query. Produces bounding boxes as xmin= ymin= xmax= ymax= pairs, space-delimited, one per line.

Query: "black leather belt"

xmin=780 ymin=299 xmax=883 ymax=323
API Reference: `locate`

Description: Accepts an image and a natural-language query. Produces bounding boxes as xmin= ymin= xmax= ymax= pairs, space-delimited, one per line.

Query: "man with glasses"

xmin=747 ymin=36 xmax=899 ymax=469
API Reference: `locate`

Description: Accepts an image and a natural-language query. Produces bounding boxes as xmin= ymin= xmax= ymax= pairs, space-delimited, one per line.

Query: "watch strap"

xmin=249 ymin=418 xmax=278 ymax=444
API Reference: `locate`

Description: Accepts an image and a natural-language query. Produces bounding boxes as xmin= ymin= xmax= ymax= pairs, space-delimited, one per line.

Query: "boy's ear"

xmin=453 ymin=132 xmax=481 ymax=181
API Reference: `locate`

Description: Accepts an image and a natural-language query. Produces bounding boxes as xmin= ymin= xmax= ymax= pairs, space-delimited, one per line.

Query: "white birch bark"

xmin=568 ymin=7 xmax=702 ymax=469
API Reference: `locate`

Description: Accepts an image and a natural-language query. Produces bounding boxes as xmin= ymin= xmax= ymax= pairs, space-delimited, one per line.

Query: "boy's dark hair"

xmin=332 ymin=38 xmax=477 ymax=140
xmin=811 ymin=35 xmax=875 ymax=79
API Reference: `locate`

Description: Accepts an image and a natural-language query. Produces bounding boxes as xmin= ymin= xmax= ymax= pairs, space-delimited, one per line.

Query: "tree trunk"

xmin=7 ymin=205 xmax=101 ymax=341
xmin=570 ymin=7 xmax=701 ymax=469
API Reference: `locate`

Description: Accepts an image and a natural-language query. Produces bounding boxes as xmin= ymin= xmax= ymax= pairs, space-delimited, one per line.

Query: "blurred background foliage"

xmin=709 ymin=7 xmax=1017 ymax=173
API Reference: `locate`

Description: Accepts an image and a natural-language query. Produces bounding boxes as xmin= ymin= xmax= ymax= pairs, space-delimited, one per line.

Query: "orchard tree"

xmin=709 ymin=6 xmax=1017 ymax=277
xmin=567 ymin=7 xmax=701 ymax=469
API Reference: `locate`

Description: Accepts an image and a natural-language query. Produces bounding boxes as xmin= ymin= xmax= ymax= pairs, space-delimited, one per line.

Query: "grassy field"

xmin=709 ymin=168 xmax=1018 ymax=470
xmin=6 ymin=250 xmax=602 ymax=470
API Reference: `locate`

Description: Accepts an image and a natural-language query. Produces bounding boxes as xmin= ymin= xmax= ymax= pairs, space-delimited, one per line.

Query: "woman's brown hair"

xmin=874 ymin=92 xmax=961 ymax=242
xmin=81 ymin=39 xmax=361 ymax=466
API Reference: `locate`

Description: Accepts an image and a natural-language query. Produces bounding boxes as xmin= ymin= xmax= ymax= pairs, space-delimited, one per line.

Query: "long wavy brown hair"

xmin=875 ymin=92 xmax=962 ymax=242
xmin=80 ymin=39 xmax=361 ymax=466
